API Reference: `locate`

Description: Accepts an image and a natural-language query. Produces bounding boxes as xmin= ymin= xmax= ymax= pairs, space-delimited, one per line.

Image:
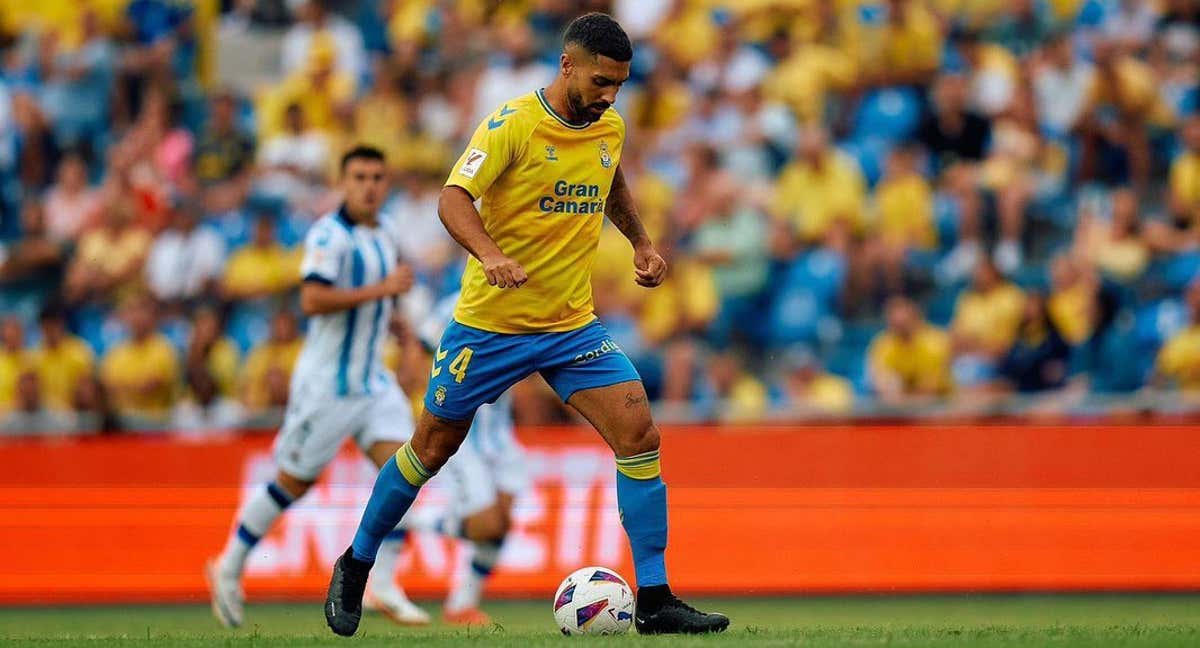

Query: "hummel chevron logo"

xmin=487 ymin=104 xmax=518 ymax=129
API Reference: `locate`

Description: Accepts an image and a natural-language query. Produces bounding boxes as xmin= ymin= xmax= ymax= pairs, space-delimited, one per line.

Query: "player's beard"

xmin=568 ymin=87 xmax=607 ymax=123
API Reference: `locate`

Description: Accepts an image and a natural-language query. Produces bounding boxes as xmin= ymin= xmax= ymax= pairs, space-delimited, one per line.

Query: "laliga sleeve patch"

xmin=459 ymin=148 xmax=488 ymax=179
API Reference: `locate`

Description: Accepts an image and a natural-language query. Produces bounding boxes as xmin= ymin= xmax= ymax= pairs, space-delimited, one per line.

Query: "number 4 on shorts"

xmin=431 ymin=347 xmax=474 ymax=384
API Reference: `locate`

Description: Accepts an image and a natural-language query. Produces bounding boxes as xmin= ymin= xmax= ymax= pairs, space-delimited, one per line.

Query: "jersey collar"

xmin=335 ymin=204 xmax=356 ymax=230
xmin=336 ymin=204 xmax=380 ymax=230
xmin=536 ymin=89 xmax=590 ymax=130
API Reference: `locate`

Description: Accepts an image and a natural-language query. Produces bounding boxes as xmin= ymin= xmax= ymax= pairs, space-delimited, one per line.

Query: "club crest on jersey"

xmin=545 ymin=145 xmax=558 ymax=161
xmin=434 ymin=385 xmax=447 ymax=406
xmin=599 ymin=140 xmax=612 ymax=168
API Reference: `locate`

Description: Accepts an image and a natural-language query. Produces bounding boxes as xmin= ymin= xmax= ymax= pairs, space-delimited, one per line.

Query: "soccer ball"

xmin=552 ymin=566 xmax=635 ymax=635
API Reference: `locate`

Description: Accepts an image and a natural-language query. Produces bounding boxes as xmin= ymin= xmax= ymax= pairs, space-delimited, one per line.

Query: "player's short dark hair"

xmin=340 ymin=145 xmax=386 ymax=172
xmin=563 ymin=12 xmax=632 ymax=63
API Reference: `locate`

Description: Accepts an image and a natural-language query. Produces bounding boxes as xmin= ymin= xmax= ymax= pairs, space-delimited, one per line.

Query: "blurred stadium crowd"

xmin=1 ymin=0 xmax=1199 ymax=433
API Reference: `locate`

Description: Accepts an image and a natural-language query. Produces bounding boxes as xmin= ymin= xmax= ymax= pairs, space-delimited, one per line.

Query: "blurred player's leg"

xmin=363 ymin=529 xmax=430 ymax=626
xmin=211 ymin=395 xmax=363 ymax=629
xmin=208 ymin=476 xmax=303 ymax=628
xmin=444 ymin=491 xmax=514 ymax=625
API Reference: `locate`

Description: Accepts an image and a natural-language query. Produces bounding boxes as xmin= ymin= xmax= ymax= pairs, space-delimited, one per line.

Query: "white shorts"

xmin=273 ymin=382 xmax=415 ymax=481
xmin=436 ymin=401 xmax=529 ymax=517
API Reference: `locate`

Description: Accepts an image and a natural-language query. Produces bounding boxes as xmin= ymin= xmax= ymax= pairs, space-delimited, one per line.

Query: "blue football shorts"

xmin=423 ymin=318 xmax=641 ymax=421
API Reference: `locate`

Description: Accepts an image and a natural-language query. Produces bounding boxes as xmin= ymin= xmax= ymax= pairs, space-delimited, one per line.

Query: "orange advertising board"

xmin=2 ymin=424 xmax=1200 ymax=604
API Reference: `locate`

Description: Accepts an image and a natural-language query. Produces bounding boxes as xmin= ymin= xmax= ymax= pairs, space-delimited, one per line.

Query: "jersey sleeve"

xmin=300 ymin=220 xmax=346 ymax=285
xmin=445 ymin=107 xmax=528 ymax=200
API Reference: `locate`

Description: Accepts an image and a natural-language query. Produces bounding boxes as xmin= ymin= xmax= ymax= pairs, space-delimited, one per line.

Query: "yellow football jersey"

xmin=445 ymin=90 xmax=625 ymax=333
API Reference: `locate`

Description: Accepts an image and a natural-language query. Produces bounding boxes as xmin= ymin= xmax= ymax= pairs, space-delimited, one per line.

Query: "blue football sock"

xmin=615 ymin=450 xmax=668 ymax=587
xmin=350 ymin=444 xmax=433 ymax=563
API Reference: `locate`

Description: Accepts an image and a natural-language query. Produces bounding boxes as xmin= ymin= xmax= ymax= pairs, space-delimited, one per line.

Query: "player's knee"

xmin=494 ymin=506 xmax=513 ymax=538
xmin=275 ymin=471 xmax=314 ymax=499
xmin=616 ymin=420 xmax=659 ymax=457
xmin=465 ymin=505 xmax=508 ymax=542
xmin=412 ymin=440 xmax=455 ymax=472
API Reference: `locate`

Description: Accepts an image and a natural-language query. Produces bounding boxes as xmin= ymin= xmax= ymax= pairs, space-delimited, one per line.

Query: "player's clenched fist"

xmin=480 ymin=253 xmax=528 ymax=288
xmin=381 ymin=265 xmax=414 ymax=296
xmin=633 ymin=245 xmax=667 ymax=288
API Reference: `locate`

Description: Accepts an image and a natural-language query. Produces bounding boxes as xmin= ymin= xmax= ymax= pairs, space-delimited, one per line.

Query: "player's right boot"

xmin=325 ymin=548 xmax=372 ymax=636
xmin=205 ymin=558 xmax=244 ymax=629
xmin=634 ymin=587 xmax=730 ymax=635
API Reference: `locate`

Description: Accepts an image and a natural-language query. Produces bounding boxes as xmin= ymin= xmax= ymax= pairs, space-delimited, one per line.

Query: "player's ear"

xmin=560 ymin=51 xmax=573 ymax=78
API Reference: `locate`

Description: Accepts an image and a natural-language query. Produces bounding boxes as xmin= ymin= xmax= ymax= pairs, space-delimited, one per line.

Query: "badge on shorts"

xmin=434 ymin=385 xmax=447 ymax=406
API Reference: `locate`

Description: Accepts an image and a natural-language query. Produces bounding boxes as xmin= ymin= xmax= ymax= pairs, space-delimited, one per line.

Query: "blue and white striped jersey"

xmin=292 ymin=206 xmax=400 ymax=398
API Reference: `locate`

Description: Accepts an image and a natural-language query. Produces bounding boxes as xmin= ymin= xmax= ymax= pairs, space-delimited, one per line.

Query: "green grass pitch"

xmin=2 ymin=595 xmax=1199 ymax=647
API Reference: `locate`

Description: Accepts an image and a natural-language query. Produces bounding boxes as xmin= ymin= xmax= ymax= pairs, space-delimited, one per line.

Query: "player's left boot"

xmin=365 ymin=582 xmax=431 ymax=626
xmin=325 ymin=548 xmax=372 ymax=636
xmin=205 ymin=558 xmax=244 ymax=629
xmin=634 ymin=586 xmax=729 ymax=635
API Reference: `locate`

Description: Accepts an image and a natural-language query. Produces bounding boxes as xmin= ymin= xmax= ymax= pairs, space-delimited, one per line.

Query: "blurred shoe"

xmin=443 ymin=607 xmax=492 ymax=626
xmin=366 ymin=584 xmax=431 ymax=626
xmin=205 ymin=558 xmax=244 ymax=629
xmin=994 ymin=239 xmax=1022 ymax=274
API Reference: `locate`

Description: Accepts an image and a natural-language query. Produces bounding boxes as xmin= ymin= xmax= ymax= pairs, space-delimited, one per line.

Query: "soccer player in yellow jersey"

xmin=326 ymin=13 xmax=729 ymax=637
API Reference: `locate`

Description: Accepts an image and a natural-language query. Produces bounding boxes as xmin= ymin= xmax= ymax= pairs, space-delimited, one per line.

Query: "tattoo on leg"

xmin=625 ymin=392 xmax=647 ymax=408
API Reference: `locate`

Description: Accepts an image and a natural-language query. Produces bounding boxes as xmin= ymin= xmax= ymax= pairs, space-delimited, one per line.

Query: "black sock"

xmin=636 ymin=584 xmax=672 ymax=612
xmin=341 ymin=547 xmax=374 ymax=572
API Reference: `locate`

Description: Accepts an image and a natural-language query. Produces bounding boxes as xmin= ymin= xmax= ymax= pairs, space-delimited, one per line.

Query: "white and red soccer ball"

xmin=552 ymin=566 xmax=635 ymax=635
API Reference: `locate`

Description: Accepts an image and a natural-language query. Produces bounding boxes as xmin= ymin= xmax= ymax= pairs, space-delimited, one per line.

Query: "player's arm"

xmin=297 ymin=220 xmax=413 ymax=316
xmin=299 ymin=268 xmax=412 ymax=316
xmin=438 ymin=186 xmax=527 ymax=288
xmin=606 ymin=164 xmax=666 ymax=288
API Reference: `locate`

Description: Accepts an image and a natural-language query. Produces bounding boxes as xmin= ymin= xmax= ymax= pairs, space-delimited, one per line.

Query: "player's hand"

xmin=480 ymin=253 xmax=527 ymax=289
xmin=380 ymin=265 xmax=414 ymax=297
xmin=633 ymin=244 xmax=667 ymax=288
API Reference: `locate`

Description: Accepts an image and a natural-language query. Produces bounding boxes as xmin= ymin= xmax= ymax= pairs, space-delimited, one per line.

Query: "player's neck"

xmin=339 ymin=204 xmax=378 ymax=228
xmin=540 ymin=82 xmax=586 ymax=126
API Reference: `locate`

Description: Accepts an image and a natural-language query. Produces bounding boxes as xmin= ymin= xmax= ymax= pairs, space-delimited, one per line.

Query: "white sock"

xmin=370 ymin=529 xmax=407 ymax=592
xmin=218 ymin=482 xmax=293 ymax=577
xmin=446 ymin=540 xmax=501 ymax=612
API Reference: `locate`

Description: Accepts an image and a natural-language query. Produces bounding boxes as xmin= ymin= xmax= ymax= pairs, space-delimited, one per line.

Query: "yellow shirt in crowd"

xmin=34 ymin=336 xmax=95 ymax=412
xmin=101 ymin=334 xmax=180 ymax=420
xmin=1170 ymin=151 xmax=1200 ymax=227
xmin=868 ymin=325 xmax=953 ymax=395
xmin=840 ymin=0 xmax=942 ymax=80
xmin=795 ymin=373 xmax=855 ymax=414
xmin=76 ymin=227 xmax=151 ymax=281
xmin=875 ymin=173 xmax=936 ymax=250
xmin=205 ymin=337 xmax=241 ymax=397
xmin=1158 ymin=326 xmax=1200 ymax=390
xmin=1049 ymin=285 xmax=1094 ymax=345
xmin=764 ymin=44 xmax=857 ymax=125
xmin=654 ymin=4 xmax=719 ymax=68
xmin=239 ymin=338 xmax=303 ymax=410
xmin=0 ymin=348 xmax=34 ymax=412
xmin=952 ymin=283 xmax=1026 ymax=353
xmin=223 ymin=244 xmax=301 ymax=297
xmin=773 ymin=152 xmax=867 ymax=242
